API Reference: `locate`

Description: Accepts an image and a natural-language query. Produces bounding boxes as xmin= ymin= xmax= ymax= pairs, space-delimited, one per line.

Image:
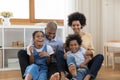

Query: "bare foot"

xmin=69 ymin=64 xmax=77 ymax=77
xmin=50 ymin=72 xmax=60 ymax=80
xmin=84 ymin=74 xmax=91 ymax=80
xmin=24 ymin=73 xmax=32 ymax=80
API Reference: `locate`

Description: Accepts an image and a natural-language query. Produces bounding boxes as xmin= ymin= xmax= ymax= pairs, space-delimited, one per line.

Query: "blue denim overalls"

xmin=24 ymin=44 xmax=48 ymax=80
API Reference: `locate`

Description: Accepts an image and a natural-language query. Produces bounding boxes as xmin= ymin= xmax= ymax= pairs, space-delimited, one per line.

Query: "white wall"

xmin=64 ymin=0 xmax=78 ymax=39
xmin=66 ymin=0 xmax=120 ymax=55
xmin=102 ymin=0 xmax=120 ymax=41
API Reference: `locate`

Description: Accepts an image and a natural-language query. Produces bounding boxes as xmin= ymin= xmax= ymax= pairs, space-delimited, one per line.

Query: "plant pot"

xmin=2 ymin=17 xmax=11 ymax=27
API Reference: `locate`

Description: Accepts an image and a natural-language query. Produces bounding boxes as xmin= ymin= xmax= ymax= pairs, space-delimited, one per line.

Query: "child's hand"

xmin=64 ymin=53 xmax=67 ymax=59
xmin=29 ymin=46 xmax=33 ymax=54
xmin=86 ymin=49 xmax=92 ymax=54
xmin=85 ymin=49 xmax=94 ymax=58
xmin=63 ymin=43 xmax=69 ymax=53
xmin=80 ymin=62 xmax=86 ymax=68
xmin=39 ymin=52 xmax=49 ymax=57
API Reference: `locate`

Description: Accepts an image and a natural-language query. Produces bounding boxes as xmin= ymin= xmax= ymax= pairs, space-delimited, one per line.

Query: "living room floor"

xmin=0 ymin=65 xmax=120 ymax=80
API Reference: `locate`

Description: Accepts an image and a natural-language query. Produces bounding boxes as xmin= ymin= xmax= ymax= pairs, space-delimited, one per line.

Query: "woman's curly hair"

xmin=68 ymin=12 xmax=86 ymax=29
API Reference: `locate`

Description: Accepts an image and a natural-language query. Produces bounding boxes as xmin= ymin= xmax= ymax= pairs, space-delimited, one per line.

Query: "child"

xmin=65 ymin=34 xmax=92 ymax=80
xmin=24 ymin=31 xmax=54 ymax=80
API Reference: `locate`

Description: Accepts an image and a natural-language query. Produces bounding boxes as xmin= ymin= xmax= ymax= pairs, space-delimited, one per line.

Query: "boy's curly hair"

xmin=65 ymin=34 xmax=82 ymax=48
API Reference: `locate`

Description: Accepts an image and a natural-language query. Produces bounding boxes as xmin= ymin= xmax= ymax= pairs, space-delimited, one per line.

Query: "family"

xmin=18 ymin=12 xmax=104 ymax=80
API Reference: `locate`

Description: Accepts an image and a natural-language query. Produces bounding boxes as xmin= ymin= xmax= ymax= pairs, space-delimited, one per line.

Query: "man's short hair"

xmin=46 ymin=22 xmax=57 ymax=29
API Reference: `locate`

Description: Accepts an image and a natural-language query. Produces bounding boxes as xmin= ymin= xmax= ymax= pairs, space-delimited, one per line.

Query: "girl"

xmin=24 ymin=31 xmax=54 ymax=80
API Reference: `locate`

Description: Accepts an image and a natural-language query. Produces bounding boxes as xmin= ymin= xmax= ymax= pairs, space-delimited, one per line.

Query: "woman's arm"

xmin=85 ymin=49 xmax=94 ymax=58
xmin=80 ymin=49 xmax=92 ymax=68
xmin=39 ymin=51 xmax=51 ymax=65
xmin=81 ymin=32 xmax=95 ymax=56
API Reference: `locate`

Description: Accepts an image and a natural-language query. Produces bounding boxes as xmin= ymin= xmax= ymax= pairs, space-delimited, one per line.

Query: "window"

xmin=0 ymin=0 xmax=64 ymax=25
xmin=0 ymin=0 xmax=29 ymax=19
xmin=35 ymin=0 xmax=65 ymax=19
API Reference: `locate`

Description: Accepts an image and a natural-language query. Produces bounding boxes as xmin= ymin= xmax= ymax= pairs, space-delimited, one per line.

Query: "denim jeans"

xmin=67 ymin=54 xmax=87 ymax=80
xmin=87 ymin=54 xmax=104 ymax=78
xmin=24 ymin=64 xmax=48 ymax=80
xmin=67 ymin=54 xmax=104 ymax=79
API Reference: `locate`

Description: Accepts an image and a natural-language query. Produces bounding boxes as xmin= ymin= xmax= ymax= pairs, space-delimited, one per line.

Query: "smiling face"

xmin=69 ymin=40 xmax=80 ymax=53
xmin=45 ymin=27 xmax=56 ymax=40
xmin=33 ymin=31 xmax=44 ymax=48
xmin=71 ymin=20 xmax=82 ymax=34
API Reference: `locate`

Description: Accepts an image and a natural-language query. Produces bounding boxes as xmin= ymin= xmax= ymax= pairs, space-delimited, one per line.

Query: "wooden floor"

xmin=0 ymin=66 xmax=120 ymax=80
xmin=96 ymin=65 xmax=120 ymax=80
xmin=0 ymin=69 xmax=22 ymax=80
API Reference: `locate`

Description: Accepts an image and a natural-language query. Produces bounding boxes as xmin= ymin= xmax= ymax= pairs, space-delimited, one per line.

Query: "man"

xmin=18 ymin=22 xmax=67 ymax=80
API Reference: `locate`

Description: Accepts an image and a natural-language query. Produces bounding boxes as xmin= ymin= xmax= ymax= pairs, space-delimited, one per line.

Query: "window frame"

xmin=0 ymin=0 xmax=64 ymax=26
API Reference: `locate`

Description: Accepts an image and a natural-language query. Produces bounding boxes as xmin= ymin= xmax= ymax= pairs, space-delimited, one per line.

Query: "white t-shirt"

xmin=27 ymin=44 xmax=54 ymax=56
xmin=67 ymin=47 xmax=86 ymax=66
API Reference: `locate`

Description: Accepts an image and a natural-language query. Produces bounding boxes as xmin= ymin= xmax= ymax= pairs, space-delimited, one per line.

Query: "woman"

xmin=67 ymin=12 xmax=104 ymax=80
xmin=50 ymin=12 xmax=104 ymax=80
